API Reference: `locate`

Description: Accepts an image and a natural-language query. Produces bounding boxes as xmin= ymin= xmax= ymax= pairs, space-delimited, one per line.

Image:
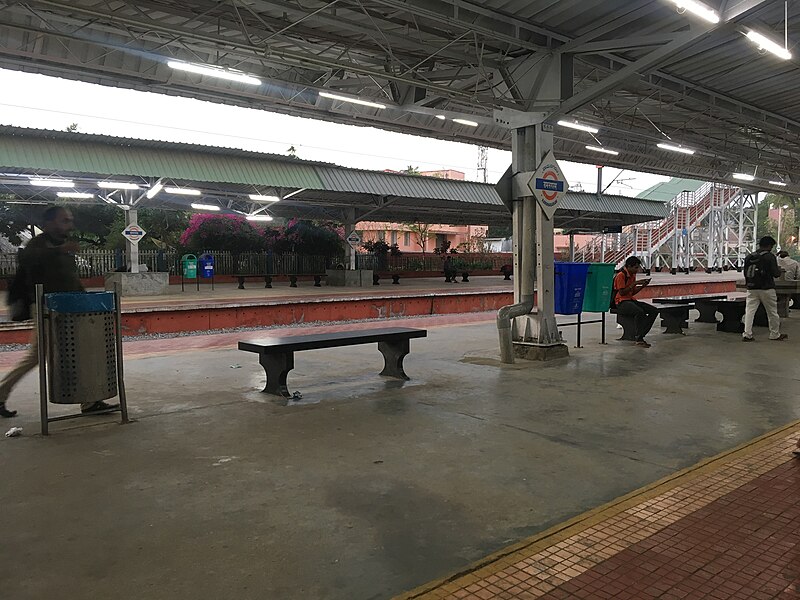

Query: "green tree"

xmin=405 ymin=222 xmax=433 ymax=256
xmin=402 ymin=165 xmax=421 ymax=175
xmin=759 ymin=194 xmax=799 ymax=250
xmin=487 ymin=223 xmax=512 ymax=239
xmin=105 ymin=209 xmax=189 ymax=250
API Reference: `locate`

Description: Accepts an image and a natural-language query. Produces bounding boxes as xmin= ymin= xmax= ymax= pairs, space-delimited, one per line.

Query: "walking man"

xmin=742 ymin=236 xmax=788 ymax=342
xmin=613 ymin=256 xmax=659 ymax=348
xmin=0 ymin=206 xmax=117 ymax=418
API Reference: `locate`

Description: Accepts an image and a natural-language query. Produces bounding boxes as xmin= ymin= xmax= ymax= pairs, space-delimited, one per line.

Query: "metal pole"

xmin=35 ymin=284 xmax=48 ymax=436
xmin=569 ymin=232 xmax=575 ymax=262
xmin=113 ymin=283 xmax=129 ymax=424
xmin=576 ymin=312 xmax=582 ymax=348
xmin=601 ymin=312 xmax=606 ymax=344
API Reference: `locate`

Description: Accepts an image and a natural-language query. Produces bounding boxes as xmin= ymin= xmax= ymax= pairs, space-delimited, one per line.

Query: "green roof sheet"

xmin=636 ymin=177 xmax=704 ymax=202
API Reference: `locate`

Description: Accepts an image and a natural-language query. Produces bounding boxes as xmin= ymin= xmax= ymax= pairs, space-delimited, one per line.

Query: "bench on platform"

xmin=238 ymin=327 xmax=428 ymax=402
xmin=373 ymin=273 xmax=401 ymax=285
xmin=652 ymin=294 xmax=727 ymax=323
xmin=612 ymin=303 xmax=694 ymax=340
xmin=235 ymin=274 xmax=326 ymax=289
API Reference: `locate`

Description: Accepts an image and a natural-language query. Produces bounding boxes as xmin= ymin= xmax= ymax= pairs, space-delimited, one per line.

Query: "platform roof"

xmin=0 ymin=1 xmax=797 ymax=196
xmin=0 ymin=126 xmax=668 ymax=229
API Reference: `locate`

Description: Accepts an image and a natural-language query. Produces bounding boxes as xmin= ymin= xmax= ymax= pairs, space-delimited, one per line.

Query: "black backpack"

xmin=743 ymin=251 xmax=770 ymax=290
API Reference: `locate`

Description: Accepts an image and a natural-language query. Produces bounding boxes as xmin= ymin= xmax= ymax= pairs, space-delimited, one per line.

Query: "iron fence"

xmin=355 ymin=253 xmax=508 ymax=272
xmin=0 ymin=250 xmax=332 ymax=277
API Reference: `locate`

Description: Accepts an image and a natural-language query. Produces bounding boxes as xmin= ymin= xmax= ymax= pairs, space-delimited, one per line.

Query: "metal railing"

xmin=0 ymin=250 xmax=333 ymax=277
xmin=355 ymin=253 xmax=508 ymax=272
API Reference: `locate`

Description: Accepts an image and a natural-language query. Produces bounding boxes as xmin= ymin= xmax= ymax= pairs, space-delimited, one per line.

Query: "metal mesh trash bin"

xmin=46 ymin=292 xmax=117 ymax=404
xmin=36 ymin=286 xmax=128 ymax=435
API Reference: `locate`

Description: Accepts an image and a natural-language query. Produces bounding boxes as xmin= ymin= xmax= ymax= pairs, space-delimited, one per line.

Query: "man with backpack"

xmin=613 ymin=256 xmax=658 ymax=348
xmin=0 ymin=206 xmax=117 ymax=418
xmin=742 ymin=236 xmax=787 ymax=342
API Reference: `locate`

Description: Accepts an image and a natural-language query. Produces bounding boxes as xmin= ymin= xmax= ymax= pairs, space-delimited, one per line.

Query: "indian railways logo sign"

xmin=122 ymin=225 xmax=147 ymax=244
xmin=528 ymin=150 xmax=568 ymax=221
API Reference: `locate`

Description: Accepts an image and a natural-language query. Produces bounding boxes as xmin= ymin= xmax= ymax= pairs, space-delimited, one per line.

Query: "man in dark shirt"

xmin=743 ymin=236 xmax=787 ymax=342
xmin=0 ymin=206 xmax=115 ymax=418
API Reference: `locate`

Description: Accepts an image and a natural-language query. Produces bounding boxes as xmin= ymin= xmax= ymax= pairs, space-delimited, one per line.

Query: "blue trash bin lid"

xmin=45 ymin=292 xmax=115 ymax=313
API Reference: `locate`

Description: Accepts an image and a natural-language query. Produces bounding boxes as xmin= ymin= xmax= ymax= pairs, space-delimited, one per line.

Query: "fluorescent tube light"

xmin=557 ymin=120 xmax=599 ymax=134
xmin=746 ymin=31 xmax=792 ymax=60
xmin=585 ymin=145 xmax=620 ymax=156
xmin=435 ymin=115 xmax=446 ymax=120
xmin=98 ymin=181 xmax=140 ymax=190
xmin=453 ymin=118 xmax=479 ymax=127
xmin=769 ymin=181 xmax=788 ymax=187
xmin=657 ymin=143 xmax=695 ymax=155
xmin=165 ymin=187 xmax=202 ymax=196
xmin=190 ymin=203 xmax=220 ymax=211
xmin=167 ymin=60 xmax=261 ymax=85
xmin=29 ymin=178 xmax=74 ymax=187
xmin=146 ymin=183 xmax=163 ymax=199
xmin=732 ymin=173 xmax=755 ymax=181
xmin=246 ymin=214 xmax=274 ymax=222
xmin=318 ymin=91 xmax=386 ymax=109
xmin=248 ymin=194 xmax=280 ymax=202
xmin=670 ymin=1 xmax=720 ymax=24
xmin=56 ymin=192 xmax=94 ymax=199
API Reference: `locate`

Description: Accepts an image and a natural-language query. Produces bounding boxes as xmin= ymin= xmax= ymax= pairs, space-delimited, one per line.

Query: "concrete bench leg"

xmin=373 ymin=274 xmax=380 ymax=285
xmin=391 ymin=274 xmax=400 ymax=284
xmin=461 ymin=272 xmax=470 ymax=282
xmin=378 ymin=339 xmax=410 ymax=380
xmin=660 ymin=309 xmax=688 ymax=334
xmin=259 ymin=352 xmax=294 ymax=400
xmin=313 ymin=275 xmax=322 ymax=287
xmin=716 ymin=305 xmax=745 ymax=333
xmin=237 ymin=276 xmax=246 ymax=290
xmin=616 ymin=314 xmax=636 ymax=341
xmin=289 ymin=275 xmax=298 ymax=288
xmin=695 ymin=300 xmax=718 ymax=323
xmin=265 ymin=275 xmax=272 ymax=289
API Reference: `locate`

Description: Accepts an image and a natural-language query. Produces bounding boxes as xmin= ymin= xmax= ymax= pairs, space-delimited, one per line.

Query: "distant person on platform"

xmin=742 ymin=236 xmax=787 ymax=342
xmin=0 ymin=206 xmax=118 ymax=418
xmin=613 ymin=256 xmax=658 ymax=348
xmin=777 ymin=250 xmax=799 ymax=281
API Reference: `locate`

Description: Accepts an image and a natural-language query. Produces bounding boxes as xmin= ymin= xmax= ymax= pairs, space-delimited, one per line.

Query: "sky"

xmin=0 ymin=68 xmax=670 ymax=196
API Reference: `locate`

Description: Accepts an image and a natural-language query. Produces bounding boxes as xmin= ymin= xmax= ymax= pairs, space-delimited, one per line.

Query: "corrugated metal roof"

xmin=637 ymin=177 xmax=704 ymax=202
xmin=316 ymin=166 xmax=501 ymax=205
xmin=558 ymin=192 xmax=669 ymax=220
xmin=0 ymin=126 xmax=325 ymax=189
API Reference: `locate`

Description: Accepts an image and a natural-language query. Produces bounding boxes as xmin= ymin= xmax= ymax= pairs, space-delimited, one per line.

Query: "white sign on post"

xmin=122 ymin=224 xmax=147 ymax=244
xmin=346 ymin=231 xmax=361 ymax=248
xmin=527 ymin=150 xmax=569 ymax=221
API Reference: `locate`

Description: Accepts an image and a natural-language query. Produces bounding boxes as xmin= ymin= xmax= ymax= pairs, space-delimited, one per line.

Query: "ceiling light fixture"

xmin=248 ymin=194 xmax=280 ymax=202
xmin=435 ymin=115 xmax=446 ymax=120
xmin=557 ymin=120 xmax=599 ymax=134
xmin=318 ymin=91 xmax=386 ymax=109
xmin=146 ymin=182 xmax=163 ymax=199
xmin=29 ymin=178 xmax=74 ymax=187
xmin=732 ymin=173 xmax=756 ymax=181
xmin=190 ymin=203 xmax=220 ymax=211
xmin=656 ymin=142 xmax=695 ymax=155
xmin=167 ymin=60 xmax=262 ymax=85
xmin=669 ymin=1 xmax=720 ymax=24
xmin=56 ymin=192 xmax=94 ymax=199
xmin=769 ymin=180 xmax=788 ymax=187
xmin=746 ymin=30 xmax=792 ymax=60
xmin=452 ymin=118 xmax=479 ymax=127
xmin=165 ymin=187 xmax=202 ymax=196
xmin=246 ymin=214 xmax=274 ymax=222
xmin=98 ymin=181 xmax=140 ymax=190
xmin=585 ymin=145 xmax=620 ymax=156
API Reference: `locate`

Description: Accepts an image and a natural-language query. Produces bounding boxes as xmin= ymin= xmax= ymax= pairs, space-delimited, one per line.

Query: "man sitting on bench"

xmin=614 ymin=256 xmax=659 ymax=348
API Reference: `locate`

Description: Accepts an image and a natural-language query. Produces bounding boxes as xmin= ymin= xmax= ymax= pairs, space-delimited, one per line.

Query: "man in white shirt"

xmin=777 ymin=251 xmax=799 ymax=281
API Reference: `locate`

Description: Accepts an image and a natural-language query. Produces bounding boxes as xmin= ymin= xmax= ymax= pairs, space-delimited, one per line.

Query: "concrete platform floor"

xmin=1 ymin=306 xmax=797 ymax=600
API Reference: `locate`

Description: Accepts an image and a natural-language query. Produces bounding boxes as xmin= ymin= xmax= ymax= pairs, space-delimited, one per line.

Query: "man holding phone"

xmin=613 ymin=256 xmax=659 ymax=348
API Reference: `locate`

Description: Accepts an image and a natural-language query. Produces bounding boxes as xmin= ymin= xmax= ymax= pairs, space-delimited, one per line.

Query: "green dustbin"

xmin=181 ymin=254 xmax=198 ymax=279
xmin=582 ymin=263 xmax=616 ymax=313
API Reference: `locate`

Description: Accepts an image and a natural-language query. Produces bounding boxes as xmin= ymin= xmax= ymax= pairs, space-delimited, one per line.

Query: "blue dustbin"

xmin=199 ymin=253 xmax=214 ymax=279
xmin=554 ymin=262 xmax=590 ymax=315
